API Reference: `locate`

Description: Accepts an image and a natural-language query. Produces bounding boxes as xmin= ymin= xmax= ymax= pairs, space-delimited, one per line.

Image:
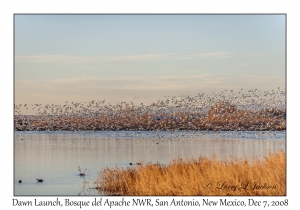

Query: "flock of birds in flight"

xmin=15 ymin=88 xmax=286 ymax=186
xmin=14 ymin=88 xmax=286 ymax=138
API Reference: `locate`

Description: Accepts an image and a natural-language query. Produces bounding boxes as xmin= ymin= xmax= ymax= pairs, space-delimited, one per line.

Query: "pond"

xmin=14 ymin=131 xmax=285 ymax=196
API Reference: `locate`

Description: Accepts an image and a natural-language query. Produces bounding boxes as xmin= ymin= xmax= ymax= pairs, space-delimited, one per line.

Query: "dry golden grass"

xmin=95 ymin=151 xmax=286 ymax=196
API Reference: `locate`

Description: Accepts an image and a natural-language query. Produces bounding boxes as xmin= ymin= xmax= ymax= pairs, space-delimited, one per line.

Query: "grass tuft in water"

xmin=95 ymin=150 xmax=286 ymax=196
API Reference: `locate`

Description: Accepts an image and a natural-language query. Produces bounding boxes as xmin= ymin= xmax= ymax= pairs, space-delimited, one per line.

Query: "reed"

xmin=94 ymin=150 xmax=286 ymax=196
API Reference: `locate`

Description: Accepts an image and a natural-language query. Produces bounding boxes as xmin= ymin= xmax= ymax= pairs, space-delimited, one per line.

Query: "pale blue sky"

xmin=15 ymin=14 xmax=285 ymax=110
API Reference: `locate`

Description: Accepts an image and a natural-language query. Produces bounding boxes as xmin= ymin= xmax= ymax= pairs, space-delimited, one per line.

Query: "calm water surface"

xmin=14 ymin=131 xmax=285 ymax=196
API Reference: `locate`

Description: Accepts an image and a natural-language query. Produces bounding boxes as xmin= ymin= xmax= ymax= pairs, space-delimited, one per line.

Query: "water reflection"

xmin=14 ymin=131 xmax=285 ymax=196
